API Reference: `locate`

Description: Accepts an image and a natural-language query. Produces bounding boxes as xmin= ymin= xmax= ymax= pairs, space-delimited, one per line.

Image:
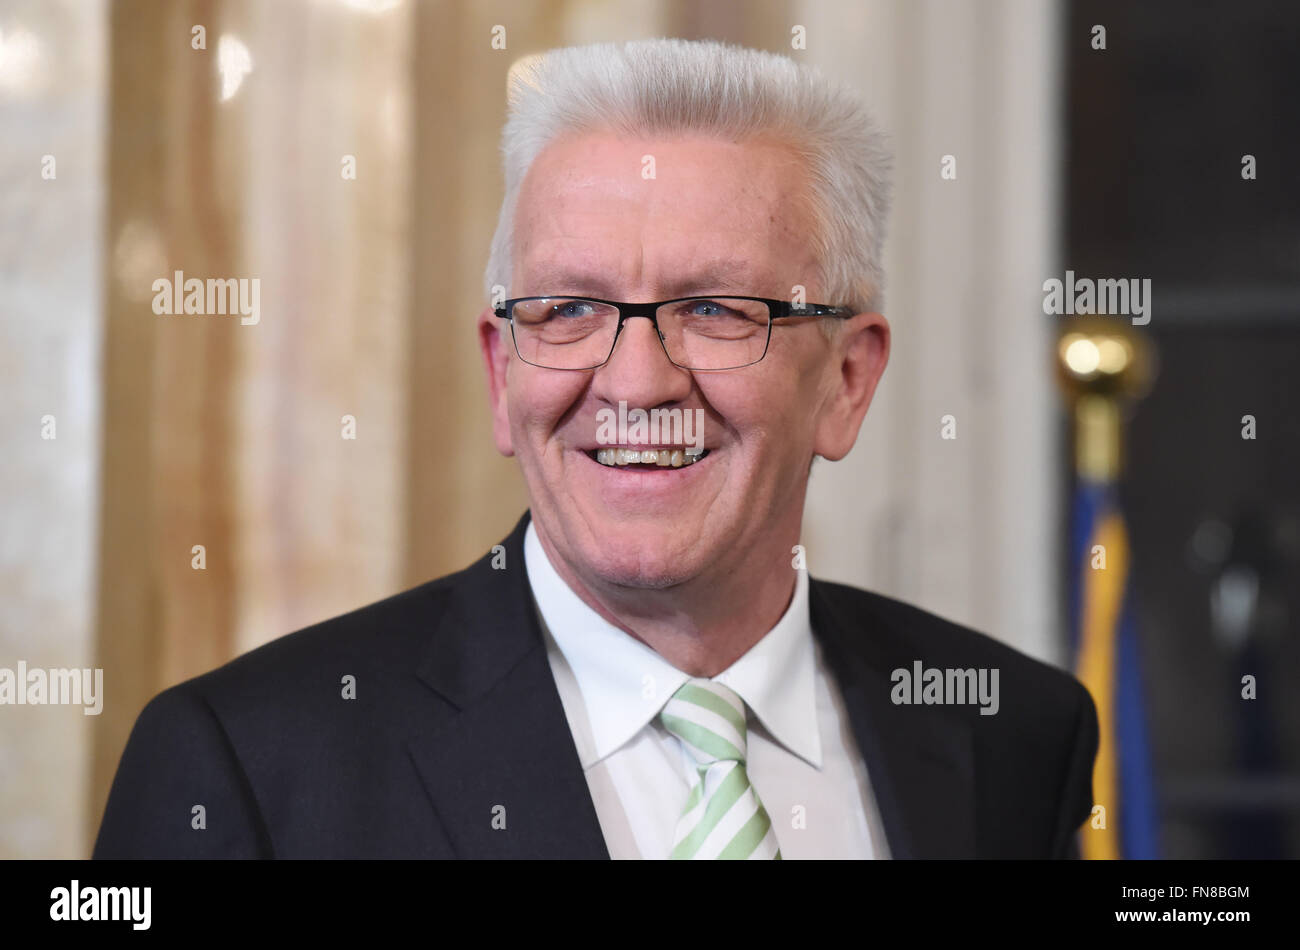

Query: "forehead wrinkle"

xmin=657 ymin=265 xmax=758 ymax=298
xmin=522 ymin=257 xmax=766 ymax=300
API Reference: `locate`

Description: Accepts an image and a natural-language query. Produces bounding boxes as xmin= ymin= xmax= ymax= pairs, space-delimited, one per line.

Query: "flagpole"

xmin=1056 ymin=316 xmax=1157 ymax=859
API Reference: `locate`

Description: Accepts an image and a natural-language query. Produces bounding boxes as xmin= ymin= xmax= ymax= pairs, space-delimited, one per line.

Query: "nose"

xmin=590 ymin=314 xmax=693 ymax=409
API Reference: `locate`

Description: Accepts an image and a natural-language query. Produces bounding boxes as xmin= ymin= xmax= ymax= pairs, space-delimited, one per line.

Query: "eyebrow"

xmin=521 ymin=260 xmax=760 ymax=299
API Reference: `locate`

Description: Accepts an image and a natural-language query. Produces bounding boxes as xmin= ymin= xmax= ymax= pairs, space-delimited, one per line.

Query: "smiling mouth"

xmin=586 ymin=447 xmax=710 ymax=468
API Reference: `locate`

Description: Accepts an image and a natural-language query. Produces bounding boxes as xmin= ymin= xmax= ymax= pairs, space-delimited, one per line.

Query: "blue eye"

xmin=553 ymin=300 xmax=595 ymax=318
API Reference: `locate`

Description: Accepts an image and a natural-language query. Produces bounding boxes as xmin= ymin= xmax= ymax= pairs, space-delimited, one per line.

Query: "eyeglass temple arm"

xmin=771 ymin=304 xmax=856 ymax=319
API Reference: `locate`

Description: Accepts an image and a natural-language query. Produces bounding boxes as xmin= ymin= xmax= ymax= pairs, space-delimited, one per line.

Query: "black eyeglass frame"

xmin=492 ymin=295 xmax=857 ymax=371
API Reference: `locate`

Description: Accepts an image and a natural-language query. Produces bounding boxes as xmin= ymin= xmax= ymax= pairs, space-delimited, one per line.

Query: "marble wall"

xmin=0 ymin=0 xmax=106 ymax=859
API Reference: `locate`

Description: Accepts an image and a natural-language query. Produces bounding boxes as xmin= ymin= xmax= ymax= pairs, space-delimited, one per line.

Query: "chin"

xmin=575 ymin=532 xmax=707 ymax=591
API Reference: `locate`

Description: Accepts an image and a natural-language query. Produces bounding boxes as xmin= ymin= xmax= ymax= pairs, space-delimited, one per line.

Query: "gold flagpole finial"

xmin=1055 ymin=316 xmax=1155 ymax=482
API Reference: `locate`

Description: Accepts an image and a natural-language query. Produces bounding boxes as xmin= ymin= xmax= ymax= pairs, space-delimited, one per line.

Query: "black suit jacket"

xmin=94 ymin=511 xmax=1098 ymax=859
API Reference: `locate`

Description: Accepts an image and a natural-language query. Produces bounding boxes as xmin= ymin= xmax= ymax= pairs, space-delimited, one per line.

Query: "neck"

xmin=533 ymin=522 xmax=800 ymax=677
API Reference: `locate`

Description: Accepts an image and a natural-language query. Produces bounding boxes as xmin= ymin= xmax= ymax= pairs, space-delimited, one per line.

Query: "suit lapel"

xmin=810 ymin=579 xmax=977 ymax=858
xmin=406 ymin=514 xmax=610 ymax=859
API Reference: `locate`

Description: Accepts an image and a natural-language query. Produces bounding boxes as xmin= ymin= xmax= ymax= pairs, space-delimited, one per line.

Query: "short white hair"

xmin=484 ymin=38 xmax=892 ymax=316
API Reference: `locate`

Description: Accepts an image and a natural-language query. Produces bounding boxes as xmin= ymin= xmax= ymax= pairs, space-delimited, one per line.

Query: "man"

xmin=95 ymin=38 xmax=1097 ymax=859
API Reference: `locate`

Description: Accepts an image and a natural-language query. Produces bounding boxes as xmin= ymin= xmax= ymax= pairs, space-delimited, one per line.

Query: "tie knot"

xmin=659 ymin=678 xmax=750 ymax=765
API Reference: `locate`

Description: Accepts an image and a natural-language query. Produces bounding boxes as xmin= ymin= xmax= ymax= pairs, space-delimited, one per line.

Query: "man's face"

xmin=479 ymin=131 xmax=888 ymax=594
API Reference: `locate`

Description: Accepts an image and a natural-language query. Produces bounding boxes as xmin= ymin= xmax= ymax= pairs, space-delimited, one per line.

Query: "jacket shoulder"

xmin=812 ymin=578 xmax=1087 ymax=705
xmin=94 ymin=559 xmax=490 ymax=858
xmin=184 ymin=561 xmax=478 ymax=702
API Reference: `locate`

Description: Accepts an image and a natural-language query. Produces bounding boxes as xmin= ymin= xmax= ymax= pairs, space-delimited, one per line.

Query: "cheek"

xmin=705 ymin=361 xmax=809 ymax=437
xmin=705 ymin=364 xmax=822 ymax=471
xmin=507 ymin=370 xmax=587 ymax=442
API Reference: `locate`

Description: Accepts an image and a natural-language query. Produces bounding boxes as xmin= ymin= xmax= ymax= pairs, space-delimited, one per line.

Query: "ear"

xmin=477 ymin=305 xmax=516 ymax=457
xmin=813 ymin=312 xmax=890 ymax=461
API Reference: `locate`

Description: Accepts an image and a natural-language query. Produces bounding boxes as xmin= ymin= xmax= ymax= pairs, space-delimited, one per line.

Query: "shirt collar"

xmin=524 ymin=520 xmax=822 ymax=769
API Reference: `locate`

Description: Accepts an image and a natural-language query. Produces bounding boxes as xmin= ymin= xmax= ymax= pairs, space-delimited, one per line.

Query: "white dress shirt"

xmin=523 ymin=521 xmax=891 ymax=859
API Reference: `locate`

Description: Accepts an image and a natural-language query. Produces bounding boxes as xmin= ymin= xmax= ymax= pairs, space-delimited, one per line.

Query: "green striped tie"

xmin=659 ymin=678 xmax=782 ymax=860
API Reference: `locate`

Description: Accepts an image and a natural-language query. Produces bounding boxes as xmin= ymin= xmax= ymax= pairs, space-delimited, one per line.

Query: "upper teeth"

xmin=594 ymin=448 xmax=706 ymax=467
